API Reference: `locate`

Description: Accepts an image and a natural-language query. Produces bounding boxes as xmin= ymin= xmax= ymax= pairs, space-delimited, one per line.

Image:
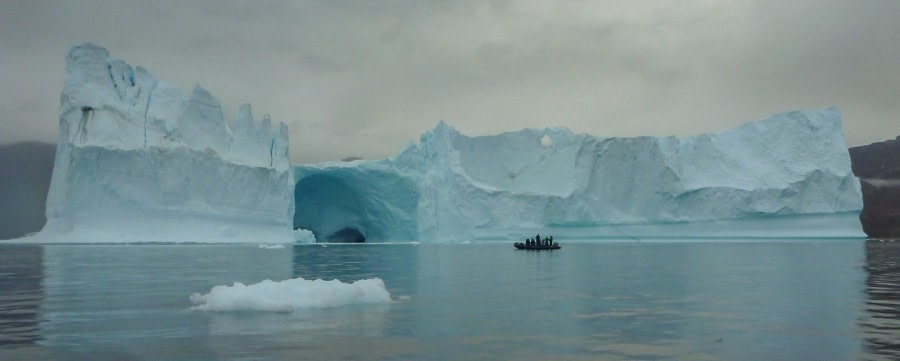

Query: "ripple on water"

xmin=860 ymin=240 xmax=900 ymax=360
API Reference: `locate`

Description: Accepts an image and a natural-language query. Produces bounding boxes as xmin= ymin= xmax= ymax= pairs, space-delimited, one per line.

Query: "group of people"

xmin=525 ymin=234 xmax=553 ymax=246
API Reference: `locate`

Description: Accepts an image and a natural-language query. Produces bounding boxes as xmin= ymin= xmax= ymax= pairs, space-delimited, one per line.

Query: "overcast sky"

xmin=0 ymin=1 xmax=897 ymax=163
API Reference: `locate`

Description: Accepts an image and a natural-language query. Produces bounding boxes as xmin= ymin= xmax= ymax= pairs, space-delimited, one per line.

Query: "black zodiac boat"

xmin=514 ymin=242 xmax=561 ymax=250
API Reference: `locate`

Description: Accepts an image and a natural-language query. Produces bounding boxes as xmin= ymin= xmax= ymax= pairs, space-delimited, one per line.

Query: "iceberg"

xmin=26 ymin=43 xmax=864 ymax=244
xmin=294 ymin=109 xmax=865 ymax=242
xmin=35 ymin=43 xmax=294 ymax=243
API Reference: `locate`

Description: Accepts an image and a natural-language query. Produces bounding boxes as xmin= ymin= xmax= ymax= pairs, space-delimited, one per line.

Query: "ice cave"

xmin=293 ymin=164 xmax=419 ymax=243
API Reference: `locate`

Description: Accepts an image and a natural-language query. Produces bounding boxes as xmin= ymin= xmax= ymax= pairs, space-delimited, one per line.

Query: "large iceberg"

xmin=36 ymin=43 xmax=294 ymax=243
xmin=294 ymin=109 xmax=864 ymax=242
xmin=28 ymin=43 xmax=864 ymax=244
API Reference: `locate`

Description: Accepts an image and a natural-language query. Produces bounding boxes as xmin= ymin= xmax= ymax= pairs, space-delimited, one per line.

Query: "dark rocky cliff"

xmin=0 ymin=142 xmax=55 ymax=240
xmin=850 ymin=136 xmax=900 ymax=239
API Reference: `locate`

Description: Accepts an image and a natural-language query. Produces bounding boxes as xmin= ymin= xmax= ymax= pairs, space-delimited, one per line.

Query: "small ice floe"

xmin=189 ymin=277 xmax=392 ymax=312
xmin=258 ymin=244 xmax=285 ymax=249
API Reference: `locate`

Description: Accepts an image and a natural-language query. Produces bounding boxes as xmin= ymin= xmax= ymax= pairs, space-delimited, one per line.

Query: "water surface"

xmin=0 ymin=240 xmax=897 ymax=360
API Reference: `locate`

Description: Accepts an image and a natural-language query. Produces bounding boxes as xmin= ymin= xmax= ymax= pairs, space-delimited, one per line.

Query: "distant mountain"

xmin=0 ymin=142 xmax=55 ymax=240
xmin=850 ymin=136 xmax=900 ymax=239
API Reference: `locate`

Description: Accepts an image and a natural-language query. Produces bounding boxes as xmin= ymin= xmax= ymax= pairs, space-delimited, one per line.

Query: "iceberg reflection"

xmin=0 ymin=245 xmax=43 ymax=347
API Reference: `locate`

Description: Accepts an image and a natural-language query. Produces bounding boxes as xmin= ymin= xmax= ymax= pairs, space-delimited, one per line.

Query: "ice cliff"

xmin=294 ymin=109 xmax=864 ymax=242
xmin=37 ymin=43 xmax=294 ymax=243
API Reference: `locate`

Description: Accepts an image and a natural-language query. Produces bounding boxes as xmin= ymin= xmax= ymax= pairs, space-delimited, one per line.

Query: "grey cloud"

xmin=0 ymin=0 xmax=897 ymax=163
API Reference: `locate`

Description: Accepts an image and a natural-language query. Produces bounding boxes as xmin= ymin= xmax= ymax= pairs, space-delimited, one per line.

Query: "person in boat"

xmin=548 ymin=236 xmax=553 ymax=245
xmin=536 ymin=234 xmax=541 ymax=245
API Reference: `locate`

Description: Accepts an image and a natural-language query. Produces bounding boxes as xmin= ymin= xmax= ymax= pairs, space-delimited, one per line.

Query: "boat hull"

xmin=514 ymin=242 xmax=561 ymax=250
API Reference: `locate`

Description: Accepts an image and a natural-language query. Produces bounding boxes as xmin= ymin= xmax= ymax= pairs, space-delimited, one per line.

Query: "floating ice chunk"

xmin=258 ymin=244 xmax=285 ymax=249
xmin=189 ymin=277 xmax=391 ymax=312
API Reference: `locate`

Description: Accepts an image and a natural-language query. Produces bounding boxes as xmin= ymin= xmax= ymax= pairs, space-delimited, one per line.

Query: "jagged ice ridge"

xmin=36 ymin=43 xmax=294 ymax=243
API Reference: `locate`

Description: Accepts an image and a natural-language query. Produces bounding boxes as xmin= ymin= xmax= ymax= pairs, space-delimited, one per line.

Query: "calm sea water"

xmin=0 ymin=240 xmax=898 ymax=361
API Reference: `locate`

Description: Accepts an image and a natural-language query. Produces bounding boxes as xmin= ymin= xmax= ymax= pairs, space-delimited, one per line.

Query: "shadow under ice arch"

xmin=293 ymin=168 xmax=419 ymax=243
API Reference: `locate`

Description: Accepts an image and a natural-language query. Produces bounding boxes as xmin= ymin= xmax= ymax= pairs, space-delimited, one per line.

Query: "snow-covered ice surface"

xmin=189 ymin=277 xmax=392 ymax=312
xmin=294 ymin=109 xmax=865 ymax=242
xmin=32 ymin=43 xmax=294 ymax=244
